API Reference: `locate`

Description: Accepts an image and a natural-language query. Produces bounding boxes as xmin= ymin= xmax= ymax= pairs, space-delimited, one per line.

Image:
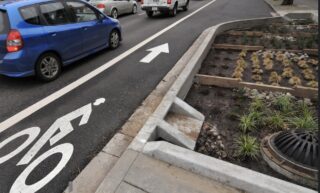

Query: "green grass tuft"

xmin=250 ymin=98 xmax=265 ymax=112
xmin=235 ymin=135 xmax=259 ymax=160
xmin=265 ymin=112 xmax=287 ymax=131
xmin=289 ymin=114 xmax=317 ymax=131
xmin=239 ymin=112 xmax=261 ymax=133
xmin=273 ymin=95 xmax=293 ymax=114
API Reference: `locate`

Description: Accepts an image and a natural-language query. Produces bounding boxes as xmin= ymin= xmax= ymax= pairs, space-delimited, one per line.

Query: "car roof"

xmin=0 ymin=0 xmax=55 ymax=9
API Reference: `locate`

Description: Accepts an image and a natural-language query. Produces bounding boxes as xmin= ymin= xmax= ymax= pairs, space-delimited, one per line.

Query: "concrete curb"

xmin=143 ymin=141 xmax=316 ymax=193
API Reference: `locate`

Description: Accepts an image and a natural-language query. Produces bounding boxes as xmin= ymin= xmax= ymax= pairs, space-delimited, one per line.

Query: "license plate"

xmin=152 ymin=7 xmax=158 ymax=11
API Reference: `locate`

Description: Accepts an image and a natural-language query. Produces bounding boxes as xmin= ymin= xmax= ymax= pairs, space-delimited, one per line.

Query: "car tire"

xmin=109 ymin=29 xmax=120 ymax=49
xmin=169 ymin=4 xmax=177 ymax=17
xmin=182 ymin=0 xmax=189 ymax=11
xmin=35 ymin=53 xmax=62 ymax=82
xmin=132 ymin=5 xmax=137 ymax=14
xmin=146 ymin=11 xmax=153 ymax=17
xmin=111 ymin=9 xmax=118 ymax=19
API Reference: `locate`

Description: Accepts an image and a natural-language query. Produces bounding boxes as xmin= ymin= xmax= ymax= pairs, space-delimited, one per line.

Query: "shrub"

xmin=296 ymin=101 xmax=313 ymax=116
xmin=239 ymin=112 xmax=260 ymax=133
xmin=273 ymin=95 xmax=293 ymax=114
xmin=250 ymin=98 xmax=265 ymax=112
xmin=289 ymin=76 xmax=302 ymax=86
xmin=232 ymin=88 xmax=246 ymax=100
xmin=265 ymin=112 xmax=287 ymax=131
xmin=235 ymin=135 xmax=259 ymax=159
xmin=289 ymin=113 xmax=317 ymax=131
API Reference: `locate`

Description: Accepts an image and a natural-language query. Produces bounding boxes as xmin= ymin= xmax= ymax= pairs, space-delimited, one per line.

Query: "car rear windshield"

xmin=0 ymin=10 xmax=9 ymax=34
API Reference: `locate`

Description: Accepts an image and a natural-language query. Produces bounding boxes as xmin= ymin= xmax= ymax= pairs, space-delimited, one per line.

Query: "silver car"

xmin=90 ymin=0 xmax=138 ymax=19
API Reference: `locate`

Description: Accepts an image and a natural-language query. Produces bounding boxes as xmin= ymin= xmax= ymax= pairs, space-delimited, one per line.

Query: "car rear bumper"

xmin=141 ymin=5 xmax=172 ymax=11
xmin=0 ymin=51 xmax=35 ymax=77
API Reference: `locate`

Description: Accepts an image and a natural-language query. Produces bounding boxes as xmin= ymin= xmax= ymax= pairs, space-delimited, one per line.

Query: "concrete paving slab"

xmin=95 ymin=150 xmax=139 ymax=193
xmin=103 ymin=133 xmax=133 ymax=157
xmin=115 ymin=182 xmax=147 ymax=193
xmin=64 ymin=152 xmax=118 ymax=193
xmin=264 ymin=0 xmax=318 ymax=21
xmin=124 ymin=154 xmax=241 ymax=193
xmin=143 ymin=141 xmax=316 ymax=193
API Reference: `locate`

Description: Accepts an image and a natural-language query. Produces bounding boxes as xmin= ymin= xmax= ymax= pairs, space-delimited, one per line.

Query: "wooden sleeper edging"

xmin=195 ymin=74 xmax=317 ymax=99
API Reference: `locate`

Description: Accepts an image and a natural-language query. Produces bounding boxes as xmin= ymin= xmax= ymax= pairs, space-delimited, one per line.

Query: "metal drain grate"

xmin=272 ymin=130 xmax=318 ymax=169
xmin=261 ymin=130 xmax=318 ymax=189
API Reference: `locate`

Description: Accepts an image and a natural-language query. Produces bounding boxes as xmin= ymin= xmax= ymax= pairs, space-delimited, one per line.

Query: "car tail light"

xmin=97 ymin=4 xmax=105 ymax=9
xmin=7 ymin=30 xmax=23 ymax=53
xmin=141 ymin=0 xmax=144 ymax=4
xmin=167 ymin=0 xmax=172 ymax=4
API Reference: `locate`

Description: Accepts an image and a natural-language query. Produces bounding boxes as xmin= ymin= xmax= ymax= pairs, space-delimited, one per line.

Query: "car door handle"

xmin=82 ymin=27 xmax=89 ymax=31
xmin=50 ymin=33 xmax=57 ymax=37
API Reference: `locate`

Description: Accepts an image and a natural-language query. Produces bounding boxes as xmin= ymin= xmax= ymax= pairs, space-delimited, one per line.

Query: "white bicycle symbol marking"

xmin=0 ymin=98 xmax=105 ymax=193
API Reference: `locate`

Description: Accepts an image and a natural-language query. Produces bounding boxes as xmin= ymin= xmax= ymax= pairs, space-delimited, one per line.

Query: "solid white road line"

xmin=0 ymin=0 xmax=216 ymax=134
xmin=138 ymin=13 xmax=145 ymax=16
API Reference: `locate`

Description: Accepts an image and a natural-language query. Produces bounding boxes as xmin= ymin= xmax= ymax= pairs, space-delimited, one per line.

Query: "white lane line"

xmin=0 ymin=0 xmax=216 ymax=134
xmin=138 ymin=13 xmax=145 ymax=16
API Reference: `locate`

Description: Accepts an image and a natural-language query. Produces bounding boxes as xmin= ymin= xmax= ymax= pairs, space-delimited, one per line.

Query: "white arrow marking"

xmin=140 ymin=43 xmax=169 ymax=63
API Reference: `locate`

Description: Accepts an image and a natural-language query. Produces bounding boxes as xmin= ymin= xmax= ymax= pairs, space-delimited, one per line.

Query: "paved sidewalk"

xmin=265 ymin=0 xmax=318 ymax=21
xmin=295 ymin=0 xmax=318 ymax=9
xmin=95 ymin=150 xmax=242 ymax=193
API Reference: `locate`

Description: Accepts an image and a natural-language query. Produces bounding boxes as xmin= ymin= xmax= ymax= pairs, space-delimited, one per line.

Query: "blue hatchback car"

xmin=0 ymin=0 xmax=121 ymax=81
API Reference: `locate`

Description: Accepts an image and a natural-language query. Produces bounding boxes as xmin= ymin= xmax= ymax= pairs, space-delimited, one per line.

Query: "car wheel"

xmin=111 ymin=9 xmax=118 ymax=19
xmin=182 ymin=0 xmax=189 ymax=11
xmin=109 ymin=30 xmax=120 ymax=49
xmin=169 ymin=4 xmax=177 ymax=17
xmin=36 ymin=53 xmax=61 ymax=82
xmin=146 ymin=11 xmax=153 ymax=17
xmin=132 ymin=5 xmax=137 ymax=14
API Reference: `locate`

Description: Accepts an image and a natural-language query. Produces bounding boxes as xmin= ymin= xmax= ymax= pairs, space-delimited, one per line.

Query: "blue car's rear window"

xmin=0 ymin=10 xmax=9 ymax=34
xmin=20 ymin=6 xmax=41 ymax=25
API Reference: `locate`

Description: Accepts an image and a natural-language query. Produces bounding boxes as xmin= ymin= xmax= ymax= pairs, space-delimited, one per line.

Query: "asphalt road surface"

xmin=0 ymin=0 xmax=273 ymax=192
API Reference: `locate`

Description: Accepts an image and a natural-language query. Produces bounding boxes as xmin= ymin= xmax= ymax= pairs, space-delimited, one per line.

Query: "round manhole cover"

xmin=261 ymin=130 xmax=318 ymax=189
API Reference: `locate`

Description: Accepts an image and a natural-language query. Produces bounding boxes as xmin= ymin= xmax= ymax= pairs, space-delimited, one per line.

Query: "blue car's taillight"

xmin=7 ymin=30 xmax=23 ymax=53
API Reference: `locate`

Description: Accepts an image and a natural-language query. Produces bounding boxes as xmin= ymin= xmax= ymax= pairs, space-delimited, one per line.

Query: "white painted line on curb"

xmin=0 ymin=0 xmax=216 ymax=134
